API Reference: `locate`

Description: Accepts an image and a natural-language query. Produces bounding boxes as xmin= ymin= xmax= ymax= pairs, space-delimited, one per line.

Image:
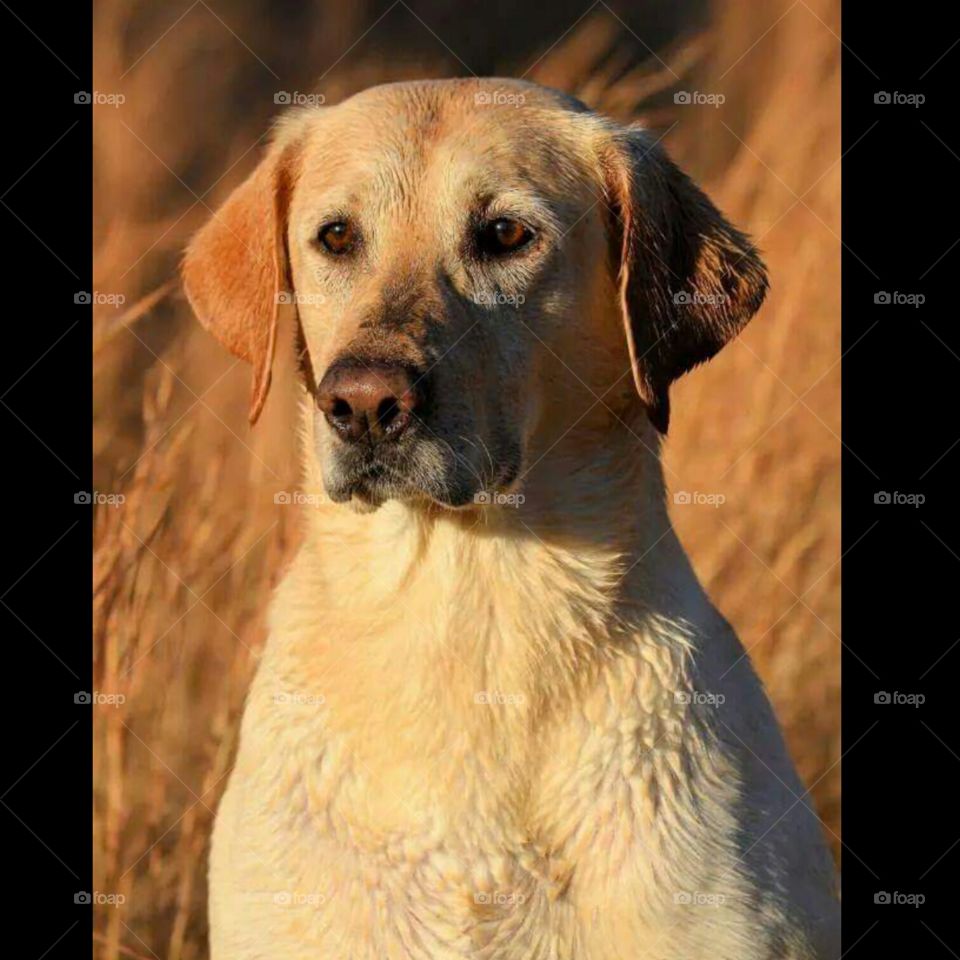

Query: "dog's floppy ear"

xmin=600 ymin=125 xmax=768 ymax=433
xmin=181 ymin=133 xmax=301 ymax=423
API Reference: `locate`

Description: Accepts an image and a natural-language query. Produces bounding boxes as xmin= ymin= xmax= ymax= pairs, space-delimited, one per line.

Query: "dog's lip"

xmin=356 ymin=461 xmax=388 ymax=481
xmin=324 ymin=443 xmax=524 ymax=510
xmin=345 ymin=472 xmax=510 ymax=511
xmin=326 ymin=458 xmax=409 ymax=505
xmin=329 ymin=465 xmax=463 ymax=510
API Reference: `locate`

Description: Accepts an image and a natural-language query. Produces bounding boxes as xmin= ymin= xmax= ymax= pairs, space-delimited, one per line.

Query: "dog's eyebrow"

xmin=480 ymin=190 xmax=561 ymax=233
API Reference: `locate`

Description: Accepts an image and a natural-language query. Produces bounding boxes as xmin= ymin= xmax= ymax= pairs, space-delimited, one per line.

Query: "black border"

xmin=843 ymin=1 xmax=960 ymax=953
xmin=1 ymin=1 xmax=92 ymax=955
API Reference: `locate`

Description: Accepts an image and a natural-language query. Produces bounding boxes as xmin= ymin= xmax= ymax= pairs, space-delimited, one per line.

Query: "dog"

xmin=182 ymin=78 xmax=840 ymax=960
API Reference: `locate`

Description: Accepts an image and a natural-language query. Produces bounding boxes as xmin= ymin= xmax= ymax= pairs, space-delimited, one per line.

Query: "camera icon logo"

xmin=75 ymin=692 xmax=92 ymax=705
xmin=75 ymin=892 xmax=92 ymax=904
xmin=274 ymin=91 xmax=292 ymax=105
xmin=273 ymin=891 xmax=292 ymax=905
xmin=75 ymin=291 xmax=92 ymax=304
xmin=674 ymin=491 xmax=692 ymax=505
xmin=74 ymin=91 xmax=92 ymax=104
xmin=874 ymin=492 xmax=891 ymax=505
xmin=674 ymin=91 xmax=692 ymax=104
xmin=274 ymin=491 xmax=292 ymax=505
xmin=874 ymin=291 xmax=891 ymax=304
xmin=874 ymin=692 xmax=891 ymax=704
xmin=275 ymin=291 xmax=294 ymax=304
xmin=673 ymin=291 xmax=692 ymax=304
xmin=874 ymin=891 xmax=891 ymax=904
xmin=75 ymin=491 xmax=92 ymax=504
xmin=874 ymin=92 xmax=891 ymax=104
xmin=474 ymin=491 xmax=492 ymax=505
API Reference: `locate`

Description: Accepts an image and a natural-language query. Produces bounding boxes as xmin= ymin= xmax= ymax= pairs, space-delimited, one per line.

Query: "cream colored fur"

xmin=185 ymin=79 xmax=840 ymax=959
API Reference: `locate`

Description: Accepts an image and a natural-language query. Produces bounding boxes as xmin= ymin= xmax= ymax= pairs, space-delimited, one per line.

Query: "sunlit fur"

xmin=186 ymin=79 xmax=840 ymax=960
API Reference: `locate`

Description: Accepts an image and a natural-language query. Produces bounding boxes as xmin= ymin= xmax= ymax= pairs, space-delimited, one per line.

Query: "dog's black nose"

xmin=317 ymin=361 xmax=423 ymax=442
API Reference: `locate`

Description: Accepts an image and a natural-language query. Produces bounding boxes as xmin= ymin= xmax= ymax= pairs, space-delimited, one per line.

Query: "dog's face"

xmin=183 ymin=79 xmax=767 ymax=510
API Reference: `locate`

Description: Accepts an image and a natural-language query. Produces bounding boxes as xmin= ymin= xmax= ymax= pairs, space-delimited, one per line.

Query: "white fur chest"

xmin=208 ymin=626 xmax=779 ymax=960
xmin=207 ymin=519 xmax=837 ymax=960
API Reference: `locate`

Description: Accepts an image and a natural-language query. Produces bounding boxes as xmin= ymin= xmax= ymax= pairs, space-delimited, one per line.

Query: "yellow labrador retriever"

xmin=183 ymin=78 xmax=839 ymax=960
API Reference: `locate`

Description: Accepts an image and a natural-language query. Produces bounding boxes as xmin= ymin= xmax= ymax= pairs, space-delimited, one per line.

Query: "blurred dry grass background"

xmin=93 ymin=1 xmax=840 ymax=956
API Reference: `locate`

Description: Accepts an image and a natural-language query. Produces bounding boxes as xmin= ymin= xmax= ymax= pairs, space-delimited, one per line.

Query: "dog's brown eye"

xmin=478 ymin=217 xmax=534 ymax=256
xmin=318 ymin=221 xmax=356 ymax=255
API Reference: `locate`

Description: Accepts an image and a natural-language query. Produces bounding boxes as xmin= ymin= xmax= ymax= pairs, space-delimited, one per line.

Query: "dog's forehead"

xmin=336 ymin=77 xmax=588 ymax=132
xmin=291 ymin=80 xmax=598 ymax=204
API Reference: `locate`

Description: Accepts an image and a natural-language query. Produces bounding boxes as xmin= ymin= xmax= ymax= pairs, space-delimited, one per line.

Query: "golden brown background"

xmin=93 ymin=1 xmax=840 ymax=956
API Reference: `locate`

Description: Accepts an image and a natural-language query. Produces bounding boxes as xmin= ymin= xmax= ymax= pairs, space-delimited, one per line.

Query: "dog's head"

xmin=182 ymin=79 xmax=766 ymax=510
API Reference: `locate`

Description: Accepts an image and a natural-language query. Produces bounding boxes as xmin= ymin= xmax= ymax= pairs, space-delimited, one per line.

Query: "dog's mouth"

xmin=332 ymin=459 xmax=416 ymax=508
xmin=321 ymin=434 xmax=522 ymax=511
xmin=324 ymin=443 xmax=466 ymax=510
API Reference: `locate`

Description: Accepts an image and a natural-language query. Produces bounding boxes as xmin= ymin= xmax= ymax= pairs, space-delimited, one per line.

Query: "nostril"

xmin=376 ymin=396 xmax=400 ymax=429
xmin=330 ymin=398 xmax=352 ymax=420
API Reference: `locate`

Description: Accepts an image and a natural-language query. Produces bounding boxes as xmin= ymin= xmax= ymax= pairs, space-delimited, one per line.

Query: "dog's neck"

xmin=260 ymin=410 xmax=720 ymax=797
xmin=277 ymin=410 xmax=705 ymax=668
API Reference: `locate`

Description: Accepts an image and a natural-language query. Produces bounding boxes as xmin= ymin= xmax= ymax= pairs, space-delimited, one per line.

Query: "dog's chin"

xmin=323 ymin=464 xmax=520 ymax=514
xmin=321 ymin=440 xmax=524 ymax=514
xmin=325 ymin=474 xmax=478 ymax=513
